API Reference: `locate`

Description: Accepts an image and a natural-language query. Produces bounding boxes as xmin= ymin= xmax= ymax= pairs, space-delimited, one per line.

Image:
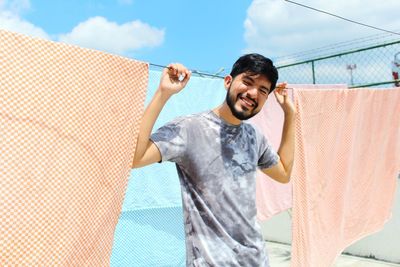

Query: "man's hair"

xmin=230 ymin=53 xmax=279 ymax=93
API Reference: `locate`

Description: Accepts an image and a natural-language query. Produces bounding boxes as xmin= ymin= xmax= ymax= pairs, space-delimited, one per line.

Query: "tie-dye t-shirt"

xmin=151 ymin=110 xmax=279 ymax=267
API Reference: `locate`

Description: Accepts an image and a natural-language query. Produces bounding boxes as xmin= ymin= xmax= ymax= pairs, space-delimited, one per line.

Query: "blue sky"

xmin=0 ymin=0 xmax=399 ymax=75
xmin=23 ymin=0 xmax=252 ymax=73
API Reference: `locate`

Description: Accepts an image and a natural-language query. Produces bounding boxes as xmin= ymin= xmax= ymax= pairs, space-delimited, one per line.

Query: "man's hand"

xmin=158 ymin=63 xmax=191 ymax=97
xmin=274 ymin=82 xmax=296 ymax=115
xmin=132 ymin=63 xmax=191 ymax=168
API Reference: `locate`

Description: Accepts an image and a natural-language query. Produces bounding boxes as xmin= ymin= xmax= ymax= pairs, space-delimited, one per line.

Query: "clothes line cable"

xmin=149 ymin=63 xmax=299 ymax=87
xmin=149 ymin=63 xmax=225 ymax=79
xmin=283 ymin=0 xmax=400 ymax=36
xmin=149 ymin=63 xmax=295 ymax=87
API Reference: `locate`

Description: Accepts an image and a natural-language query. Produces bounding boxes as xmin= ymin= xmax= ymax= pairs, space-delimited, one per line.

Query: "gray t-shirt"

xmin=151 ymin=110 xmax=279 ymax=267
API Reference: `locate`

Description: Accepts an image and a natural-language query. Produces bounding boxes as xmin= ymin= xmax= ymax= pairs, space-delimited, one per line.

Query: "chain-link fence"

xmin=276 ymin=40 xmax=400 ymax=88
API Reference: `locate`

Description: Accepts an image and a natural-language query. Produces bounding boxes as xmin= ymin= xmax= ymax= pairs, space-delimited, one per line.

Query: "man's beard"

xmin=226 ymin=86 xmax=259 ymax=121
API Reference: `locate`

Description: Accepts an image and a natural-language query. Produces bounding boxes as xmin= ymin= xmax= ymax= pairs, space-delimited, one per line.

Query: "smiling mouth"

xmin=238 ymin=95 xmax=256 ymax=108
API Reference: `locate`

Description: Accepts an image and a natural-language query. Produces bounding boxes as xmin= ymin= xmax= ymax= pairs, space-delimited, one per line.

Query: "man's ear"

xmin=224 ymin=75 xmax=232 ymax=90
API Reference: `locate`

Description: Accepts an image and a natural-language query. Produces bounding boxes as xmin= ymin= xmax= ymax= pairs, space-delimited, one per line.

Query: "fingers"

xmin=180 ymin=69 xmax=192 ymax=87
xmin=276 ymin=82 xmax=287 ymax=91
xmin=277 ymin=82 xmax=288 ymax=88
xmin=275 ymin=82 xmax=289 ymax=96
xmin=166 ymin=63 xmax=191 ymax=81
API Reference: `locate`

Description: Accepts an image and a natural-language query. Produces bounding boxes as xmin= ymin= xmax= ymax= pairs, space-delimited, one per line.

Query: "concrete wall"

xmin=260 ymin=177 xmax=400 ymax=263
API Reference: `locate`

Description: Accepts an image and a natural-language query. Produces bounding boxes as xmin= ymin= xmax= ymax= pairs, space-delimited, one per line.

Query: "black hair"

xmin=230 ymin=53 xmax=278 ymax=93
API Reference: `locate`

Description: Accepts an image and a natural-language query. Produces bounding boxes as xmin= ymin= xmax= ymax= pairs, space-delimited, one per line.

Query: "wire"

xmin=148 ymin=2 xmax=399 ymax=77
xmin=275 ymin=31 xmax=400 ymax=61
xmin=283 ymin=0 xmax=400 ymax=36
xmin=149 ymin=63 xmax=225 ymax=79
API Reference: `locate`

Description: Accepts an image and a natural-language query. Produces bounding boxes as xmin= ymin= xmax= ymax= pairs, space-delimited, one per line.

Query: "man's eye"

xmin=260 ymin=89 xmax=268 ymax=95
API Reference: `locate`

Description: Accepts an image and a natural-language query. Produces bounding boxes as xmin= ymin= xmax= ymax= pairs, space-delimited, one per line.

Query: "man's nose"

xmin=246 ymin=87 xmax=258 ymax=99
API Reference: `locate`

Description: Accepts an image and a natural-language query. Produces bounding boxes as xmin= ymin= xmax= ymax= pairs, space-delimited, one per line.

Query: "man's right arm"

xmin=131 ymin=63 xmax=191 ymax=169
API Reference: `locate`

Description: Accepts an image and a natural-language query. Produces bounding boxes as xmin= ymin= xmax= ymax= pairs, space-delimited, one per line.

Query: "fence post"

xmin=311 ymin=60 xmax=316 ymax=84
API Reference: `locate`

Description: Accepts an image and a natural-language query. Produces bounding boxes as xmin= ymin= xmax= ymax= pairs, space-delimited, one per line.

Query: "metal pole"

xmin=311 ymin=61 xmax=316 ymax=84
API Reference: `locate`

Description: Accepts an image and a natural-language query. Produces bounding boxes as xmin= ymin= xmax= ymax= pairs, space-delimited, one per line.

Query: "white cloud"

xmin=58 ymin=16 xmax=165 ymax=55
xmin=0 ymin=2 xmax=164 ymax=55
xmin=0 ymin=10 xmax=49 ymax=39
xmin=244 ymin=0 xmax=400 ymax=60
xmin=7 ymin=0 xmax=30 ymax=14
xmin=0 ymin=0 xmax=30 ymax=14
xmin=0 ymin=0 xmax=49 ymax=39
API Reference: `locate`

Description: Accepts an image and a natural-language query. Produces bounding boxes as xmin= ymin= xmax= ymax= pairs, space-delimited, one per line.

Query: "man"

xmin=132 ymin=53 xmax=295 ymax=266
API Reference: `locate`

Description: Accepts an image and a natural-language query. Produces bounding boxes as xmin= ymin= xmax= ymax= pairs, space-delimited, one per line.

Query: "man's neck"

xmin=212 ymin=102 xmax=242 ymax=125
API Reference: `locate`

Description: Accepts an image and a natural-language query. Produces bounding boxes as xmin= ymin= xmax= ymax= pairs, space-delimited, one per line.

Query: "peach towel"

xmin=252 ymin=84 xmax=347 ymax=221
xmin=291 ymin=88 xmax=400 ymax=267
xmin=0 ymin=30 xmax=148 ymax=266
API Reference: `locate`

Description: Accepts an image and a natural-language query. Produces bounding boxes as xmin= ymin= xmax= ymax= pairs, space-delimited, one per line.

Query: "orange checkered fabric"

xmin=0 ymin=29 xmax=148 ymax=266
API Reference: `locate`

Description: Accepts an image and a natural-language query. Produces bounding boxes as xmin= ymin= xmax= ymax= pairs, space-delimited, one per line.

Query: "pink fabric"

xmin=252 ymin=84 xmax=347 ymax=221
xmin=288 ymin=84 xmax=348 ymax=89
xmin=251 ymin=90 xmax=292 ymax=221
xmin=291 ymin=88 xmax=400 ymax=267
xmin=0 ymin=29 xmax=148 ymax=266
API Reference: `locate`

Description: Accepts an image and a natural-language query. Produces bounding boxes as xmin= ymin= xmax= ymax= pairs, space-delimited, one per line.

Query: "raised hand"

xmin=158 ymin=63 xmax=191 ymax=96
xmin=274 ymin=82 xmax=295 ymax=115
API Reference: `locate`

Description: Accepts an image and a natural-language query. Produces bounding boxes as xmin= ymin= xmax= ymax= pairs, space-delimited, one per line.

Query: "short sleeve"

xmin=150 ymin=117 xmax=188 ymax=163
xmin=254 ymin=127 xmax=280 ymax=169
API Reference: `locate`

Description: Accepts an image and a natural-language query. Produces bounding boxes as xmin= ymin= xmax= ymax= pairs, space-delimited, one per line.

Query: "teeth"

xmin=240 ymin=97 xmax=254 ymax=107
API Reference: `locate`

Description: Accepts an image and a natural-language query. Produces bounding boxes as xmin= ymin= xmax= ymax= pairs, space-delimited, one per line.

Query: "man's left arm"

xmin=262 ymin=83 xmax=296 ymax=184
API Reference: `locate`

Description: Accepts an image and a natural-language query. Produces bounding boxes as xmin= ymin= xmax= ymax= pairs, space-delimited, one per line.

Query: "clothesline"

xmin=149 ymin=63 xmax=225 ymax=79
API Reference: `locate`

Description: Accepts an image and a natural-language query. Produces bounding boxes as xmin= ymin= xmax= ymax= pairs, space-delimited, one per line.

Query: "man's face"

xmin=225 ymin=72 xmax=272 ymax=120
